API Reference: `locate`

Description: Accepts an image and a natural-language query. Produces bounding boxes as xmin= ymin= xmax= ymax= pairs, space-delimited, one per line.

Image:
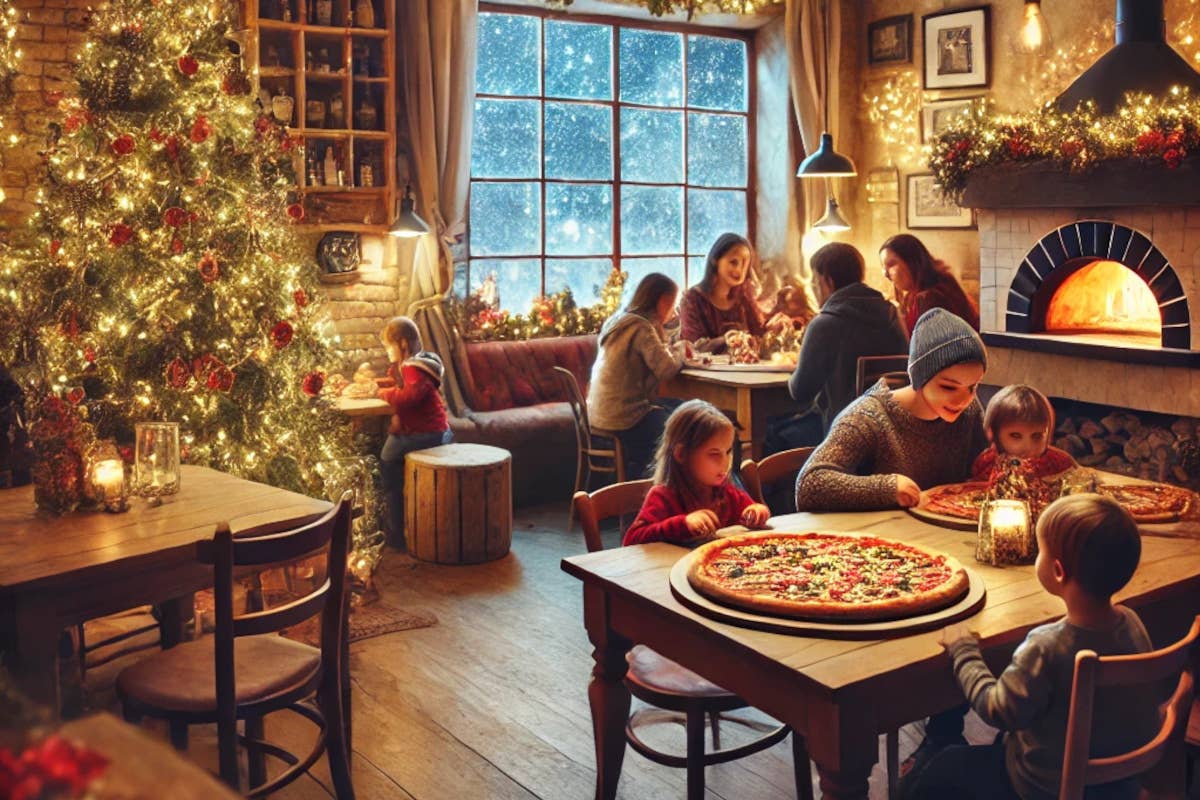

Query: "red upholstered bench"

xmin=449 ymin=334 xmax=597 ymax=506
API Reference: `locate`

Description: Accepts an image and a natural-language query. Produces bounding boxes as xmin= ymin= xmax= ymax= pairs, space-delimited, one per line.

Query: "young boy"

xmin=971 ymin=384 xmax=1076 ymax=481
xmin=911 ymin=494 xmax=1158 ymax=800
xmin=377 ymin=316 xmax=452 ymax=547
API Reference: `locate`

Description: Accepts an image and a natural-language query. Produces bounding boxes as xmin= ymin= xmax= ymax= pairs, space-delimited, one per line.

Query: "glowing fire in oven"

xmin=1044 ymin=260 xmax=1160 ymax=339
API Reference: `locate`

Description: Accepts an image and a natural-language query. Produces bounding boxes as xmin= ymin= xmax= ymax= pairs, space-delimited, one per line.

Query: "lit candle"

xmin=978 ymin=499 xmax=1033 ymax=565
xmin=94 ymin=459 xmax=124 ymax=499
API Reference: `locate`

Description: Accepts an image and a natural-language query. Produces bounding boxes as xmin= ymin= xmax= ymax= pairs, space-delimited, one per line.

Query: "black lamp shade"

xmin=389 ymin=187 xmax=431 ymax=237
xmin=797 ymin=132 xmax=857 ymax=178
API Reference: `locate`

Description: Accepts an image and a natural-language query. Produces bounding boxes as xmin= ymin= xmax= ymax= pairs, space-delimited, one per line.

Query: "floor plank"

xmin=79 ymin=503 xmax=1001 ymax=799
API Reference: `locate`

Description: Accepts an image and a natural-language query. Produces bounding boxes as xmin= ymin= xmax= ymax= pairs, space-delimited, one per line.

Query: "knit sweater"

xmin=795 ymin=380 xmax=988 ymax=511
xmin=587 ymin=312 xmax=685 ymax=432
xmin=624 ymin=482 xmax=756 ymax=546
xmin=970 ymin=446 xmax=1077 ymax=482
xmin=679 ymin=286 xmax=765 ymax=351
xmin=377 ymin=361 xmax=449 ymax=437
xmin=946 ymin=606 xmax=1158 ymax=800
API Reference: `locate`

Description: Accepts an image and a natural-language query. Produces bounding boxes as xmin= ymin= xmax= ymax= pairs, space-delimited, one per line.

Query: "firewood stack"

xmin=1054 ymin=412 xmax=1199 ymax=489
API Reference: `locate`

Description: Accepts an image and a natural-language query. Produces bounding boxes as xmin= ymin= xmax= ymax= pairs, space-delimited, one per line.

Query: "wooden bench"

xmin=404 ymin=444 xmax=513 ymax=564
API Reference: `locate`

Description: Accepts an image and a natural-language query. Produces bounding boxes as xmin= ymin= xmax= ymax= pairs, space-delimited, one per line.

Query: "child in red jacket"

xmin=971 ymin=384 xmax=1075 ymax=482
xmin=624 ymin=399 xmax=770 ymax=546
xmin=378 ymin=316 xmax=452 ymax=547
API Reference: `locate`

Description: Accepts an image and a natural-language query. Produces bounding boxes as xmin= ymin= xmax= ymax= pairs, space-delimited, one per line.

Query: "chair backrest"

xmin=1059 ymin=615 xmax=1200 ymax=799
xmin=573 ymin=480 xmax=654 ymax=553
xmin=855 ymin=354 xmax=910 ymax=396
xmin=740 ymin=447 xmax=816 ymax=507
xmin=553 ymin=365 xmax=591 ymax=452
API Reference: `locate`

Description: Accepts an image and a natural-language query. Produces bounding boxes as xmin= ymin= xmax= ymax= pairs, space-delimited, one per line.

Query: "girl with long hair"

xmin=679 ymin=232 xmax=766 ymax=353
xmin=880 ymin=233 xmax=980 ymax=334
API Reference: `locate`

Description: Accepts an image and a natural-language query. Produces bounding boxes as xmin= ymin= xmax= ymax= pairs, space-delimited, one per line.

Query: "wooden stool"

xmin=403 ymin=444 xmax=513 ymax=564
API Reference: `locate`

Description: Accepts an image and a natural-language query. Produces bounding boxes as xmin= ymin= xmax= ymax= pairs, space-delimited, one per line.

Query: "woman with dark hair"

xmin=880 ymin=233 xmax=980 ymax=334
xmin=587 ymin=272 xmax=689 ymax=479
xmin=679 ymin=232 xmax=766 ymax=353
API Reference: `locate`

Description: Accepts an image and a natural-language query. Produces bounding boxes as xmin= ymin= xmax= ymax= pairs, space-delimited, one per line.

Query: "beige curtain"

xmin=397 ymin=0 xmax=477 ymax=414
xmin=785 ymin=0 xmax=840 ymax=231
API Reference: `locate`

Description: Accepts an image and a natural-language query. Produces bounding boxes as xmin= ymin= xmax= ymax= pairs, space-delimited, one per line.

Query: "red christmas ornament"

xmin=1135 ymin=129 xmax=1166 ymax=156
xmin=207 ymin=365 xmax=235 ymax=392
xmin=167 ymin=357 xmax=192 ymax=388
xmin=286 ymin=203 xmax=305 ymax=222
xmin=66 ymin=386 xmax=85 ymax=405
xmin=177 ymin=55 xmax=199 ymax=77
xmin=198 ymin=252 xmax=220 ymax=282
xmin=149 ymin=127 xmax=165 ymax=143
xmin=171 ymin=237 xmax=184 ymax=255
xmin=84 ymin=346 xmax=96 ymax=363
xmin=110 ymin=134 xmax=136 ymax=156
xmin=293 ymin=288 xmax=309 ymax=308
xmin=190 ymin=116 xmax=212 ymax=144
xmin=302 ymin=371 xmax=325 ymax=397
xmin=163 ymin=206 xmax=189 ymax=227
xmin=64 ymin=112 xmax=87 ymax=134
xmin=108 ymin=223 xmax=134 ymax=247
xmin=271 ymin=320 xmax=294 ymax=349
xmin=49 ymin=239 xmax=62 ymax=256
xmin=1164 ymin=147 xmax=1186 ymax=169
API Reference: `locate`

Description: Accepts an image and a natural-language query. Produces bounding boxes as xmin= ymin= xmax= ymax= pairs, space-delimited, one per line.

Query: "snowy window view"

xmin=465 ymin=11 xmax=750 ymax=312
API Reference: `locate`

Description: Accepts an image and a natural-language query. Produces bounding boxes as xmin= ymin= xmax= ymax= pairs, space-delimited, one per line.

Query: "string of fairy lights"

xmin=865 ymin=2 xmax=1200 ymax=184
xmin=0 ymin=0 xmax=20 ymax=208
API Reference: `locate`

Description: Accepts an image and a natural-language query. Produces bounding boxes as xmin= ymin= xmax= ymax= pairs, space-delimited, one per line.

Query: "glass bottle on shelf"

xmin=306 ymin=150 xmax=319 ymax=187
xmin=354 ymin=0 xmax=374 ymax=28
xmin=281 ymin=0 xmax=292 ymax=22
xmin=315 ymin=0 xmax=332 ymax=26
xmin=317 ymin=47 xmax=331 ymax=73
xmin=306 ymin=97 xmax=325 ymax=128
xmin=271 ymin=87 xmax=294 ymax=125
xmin=329 ymin=92 xmax=344 ymax=128
xmin=323 ymin=144 xmax=337 ymax=187
xmin=358 ymin=151 xmax=374 ymax=187
xmin=354 ymin=95 xmax=377 ymax=130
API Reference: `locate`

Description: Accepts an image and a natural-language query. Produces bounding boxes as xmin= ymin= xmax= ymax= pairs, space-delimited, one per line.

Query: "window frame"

xmin=464 ymin=2 xmax=758 ymax=305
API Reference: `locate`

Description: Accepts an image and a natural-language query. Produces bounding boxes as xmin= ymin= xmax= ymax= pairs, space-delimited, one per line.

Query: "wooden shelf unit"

xmin=244 ymin=0 xmax=397 ymax=230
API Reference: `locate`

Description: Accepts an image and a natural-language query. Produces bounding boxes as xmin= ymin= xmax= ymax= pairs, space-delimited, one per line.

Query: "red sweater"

xmin=970 ymin=445 xmax=1076 ymax=482
xmin=904 ymin=279 xmax=980 ymax=334
xmin=377 ymin=362 xmax=448 ymax=436
xmin=623 ymin=482 xmax=756 ymax=546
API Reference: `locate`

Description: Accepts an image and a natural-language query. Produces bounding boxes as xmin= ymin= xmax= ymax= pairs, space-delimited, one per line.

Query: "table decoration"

xmin=133 ymin=422 xmax=180 ymax=504
xmin=29 ymin=394 xmax=93 ymax=514
xmin=976 ymin=498 xmax=1035 ymax=565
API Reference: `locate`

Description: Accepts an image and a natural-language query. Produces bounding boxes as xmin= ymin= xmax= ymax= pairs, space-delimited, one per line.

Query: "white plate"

xmin=686 ymin=361 xmax=793 ymax=373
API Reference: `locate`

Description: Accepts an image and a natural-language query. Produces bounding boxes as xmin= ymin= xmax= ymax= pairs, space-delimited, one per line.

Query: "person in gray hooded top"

xmin=587 ymin=272 xmax=689 ymax=479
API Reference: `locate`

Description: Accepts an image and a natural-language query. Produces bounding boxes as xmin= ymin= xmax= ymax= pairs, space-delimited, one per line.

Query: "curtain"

xmin=785 ymin=0 xmax=840 ymax=231
xmin=397 ymin=0 xmax=477 ymax=414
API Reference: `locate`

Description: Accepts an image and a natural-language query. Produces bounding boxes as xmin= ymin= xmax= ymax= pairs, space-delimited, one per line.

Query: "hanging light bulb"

xmin=1013 ymin=0 xmax=1052 ymax=55
xmin=388 ymin=185 xmax=430 ymax=238
xmin=813 ymin=194 xmax=850 ymax=233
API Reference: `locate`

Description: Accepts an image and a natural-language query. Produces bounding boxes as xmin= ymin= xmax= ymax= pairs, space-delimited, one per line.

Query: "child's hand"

xmin=740 ymin=503 xmax=770 ymax=528
xmin=896 ymin=475 xmax=922 ymax=508
xmin=938 ymin=623 xmax=976 ymax=650
xmin=685 ymin=509 xmax=720 ymax=537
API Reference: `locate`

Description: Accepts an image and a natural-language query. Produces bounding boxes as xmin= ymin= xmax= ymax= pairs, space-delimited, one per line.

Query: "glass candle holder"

xmin=91 ymin=458 xmax=128 ymax=512
xmin=134 ymin=422 xmax=181 ymax=503
xmin=976 ymin=498 xmax=1035 ymax=566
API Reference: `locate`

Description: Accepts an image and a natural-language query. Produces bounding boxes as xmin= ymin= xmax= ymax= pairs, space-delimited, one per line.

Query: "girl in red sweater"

xmin=624 ymin=400 xmax=770 ymax=546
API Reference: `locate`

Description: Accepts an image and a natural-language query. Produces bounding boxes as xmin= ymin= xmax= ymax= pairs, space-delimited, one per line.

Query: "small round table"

xmin=403 ymin=443 xmax=513 ymax=564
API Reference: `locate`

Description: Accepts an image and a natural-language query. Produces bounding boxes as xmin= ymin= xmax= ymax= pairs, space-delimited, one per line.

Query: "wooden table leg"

xmin=9 ymin=596 xmax=62 ymax=715
xmin=805 ymin=702 xmax=879 ymax=800
xmin=583 ymin=585 xmax=631 ymax=800
xmin=158 ymin=593 xmax=194 ymax=648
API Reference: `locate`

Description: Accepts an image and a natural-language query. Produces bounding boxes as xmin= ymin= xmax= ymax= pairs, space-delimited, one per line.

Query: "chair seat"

xmin=117 ymin=634 xmax=320 ymax=715
xmin=625 ymin=645 xmax=735 ymax=701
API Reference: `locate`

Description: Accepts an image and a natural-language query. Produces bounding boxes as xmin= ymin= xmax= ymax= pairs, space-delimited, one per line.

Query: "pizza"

xmin=920 ymin=481 xmax=990 ymax=521
xmin=686 ymin=531 xmax=970 ymax=622
xmin=1097 ymin=482 xmax=1196 ymax=523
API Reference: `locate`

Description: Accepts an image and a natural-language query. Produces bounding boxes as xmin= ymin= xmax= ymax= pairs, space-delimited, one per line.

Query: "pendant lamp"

xmin=798 ymin=1 xmax=856 ymax=178
xmin=813 ymin=194 xmax=850 ymax=233
xmin=388 ymin=185 xmax=431 ymax=237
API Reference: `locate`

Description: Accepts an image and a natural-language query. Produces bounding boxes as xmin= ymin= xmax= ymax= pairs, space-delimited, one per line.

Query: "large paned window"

xmin=463 ymin=8 xmax=753 ymax=312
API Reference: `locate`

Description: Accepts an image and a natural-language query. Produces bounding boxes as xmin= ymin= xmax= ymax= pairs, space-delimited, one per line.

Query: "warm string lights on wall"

xmin=0 ymin=0 xmax=21 ymax=207
xmin=864 ymin=72 xmax=923 ymax=170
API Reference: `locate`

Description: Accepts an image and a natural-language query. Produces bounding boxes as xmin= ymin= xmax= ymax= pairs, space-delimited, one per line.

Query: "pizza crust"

xmin=686 ymin=531 xmax=971 ymax=622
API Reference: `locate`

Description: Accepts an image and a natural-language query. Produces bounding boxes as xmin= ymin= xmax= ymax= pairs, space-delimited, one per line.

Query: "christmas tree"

xmin=0 ymin=0 xmax=19 ymax=211
xmin=0 ymin=0 xmax=377 ymax=558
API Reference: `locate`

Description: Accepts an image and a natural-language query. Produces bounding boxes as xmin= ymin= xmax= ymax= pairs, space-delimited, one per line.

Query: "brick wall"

xmin=1 ymin=0 xmax=404 ymax=371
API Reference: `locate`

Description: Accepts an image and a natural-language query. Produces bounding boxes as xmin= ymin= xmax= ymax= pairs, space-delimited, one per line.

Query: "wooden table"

xmin=658 ymin=368 xmax=794 ymax=459
xmin=334 ymin=396 xmax=391 ymax=436
xmin=562 ymin=508 xmax=1200 ymax=800
xmin=58 ymin=713 xmax=241 ymax=798
xmin=0 ymin=465 xmax=331 ymax=713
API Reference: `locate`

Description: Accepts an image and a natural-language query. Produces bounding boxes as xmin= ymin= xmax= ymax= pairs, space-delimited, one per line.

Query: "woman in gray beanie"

xmin=795 ymin=307 xmax=989 ymax=512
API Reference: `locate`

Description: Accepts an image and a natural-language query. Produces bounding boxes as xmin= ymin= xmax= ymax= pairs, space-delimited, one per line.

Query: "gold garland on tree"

xmin=929 ymin=91 xmax=1200 ymax=199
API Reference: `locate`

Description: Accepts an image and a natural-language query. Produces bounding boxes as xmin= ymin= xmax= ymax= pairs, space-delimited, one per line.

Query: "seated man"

xmin=788 ymin=242 xmax=909 ymax=435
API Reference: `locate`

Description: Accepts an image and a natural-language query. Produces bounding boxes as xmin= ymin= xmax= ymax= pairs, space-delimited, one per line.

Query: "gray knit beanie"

xmin=907 ymin=308 xmax=987 ymax=389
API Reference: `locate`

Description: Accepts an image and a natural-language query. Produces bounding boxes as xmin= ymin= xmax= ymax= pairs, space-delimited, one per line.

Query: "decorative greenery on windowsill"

xmin=545 ymin=0 xmax=781 ymax=19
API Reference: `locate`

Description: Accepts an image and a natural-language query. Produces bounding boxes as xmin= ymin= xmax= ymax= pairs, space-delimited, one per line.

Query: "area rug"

xmin=281 ymin=602 xmax=438 ymax=648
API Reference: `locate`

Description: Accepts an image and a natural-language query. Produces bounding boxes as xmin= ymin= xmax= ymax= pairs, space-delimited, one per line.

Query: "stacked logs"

xmin=1054 ymin=411 xmax=1200 ymax=489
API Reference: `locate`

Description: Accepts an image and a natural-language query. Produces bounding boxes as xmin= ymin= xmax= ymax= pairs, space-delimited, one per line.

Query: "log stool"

xmin=403 ymin=444 xmax=513 ymax=564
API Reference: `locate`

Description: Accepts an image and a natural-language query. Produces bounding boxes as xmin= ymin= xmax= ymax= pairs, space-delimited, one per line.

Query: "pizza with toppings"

xmin=686 ymin=531 xmax=970 ymax=621
xmin=1096 ymin=483 xmax=1195 ymax=523
xmin=919 ymin=481 xmax=990 ymax=521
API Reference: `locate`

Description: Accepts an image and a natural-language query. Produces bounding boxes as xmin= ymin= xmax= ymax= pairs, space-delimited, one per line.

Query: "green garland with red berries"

xmin=929 ymin=91 xmax=1200 ymax=199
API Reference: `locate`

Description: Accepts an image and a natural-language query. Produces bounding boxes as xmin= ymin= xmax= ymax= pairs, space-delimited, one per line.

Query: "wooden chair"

xmin=573 ymin=482 xmax=813 ymax=800
xmin=553 ymin=366 xmax=626 ymax=528
xmin=740 ymin=446 xmax=816 ymax=513
xmin=116 ymin=494 xmax=356 ymax=798
xmin=1060 ymin=615 xmax=1200 ymax=799
xmin=854 ymin=354 xmax=910 ymax=396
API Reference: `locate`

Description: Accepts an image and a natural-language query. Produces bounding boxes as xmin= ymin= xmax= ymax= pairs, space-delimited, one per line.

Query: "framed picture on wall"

xmin=922 ymin=6 xmax=990 ymax=89
xmin=921 ymin=96 xmax=983 ymax=143
xmin=906 ymin=174 xmax=974 ymax=229
xmin=868 ymin=15 xmax=913 ymax=65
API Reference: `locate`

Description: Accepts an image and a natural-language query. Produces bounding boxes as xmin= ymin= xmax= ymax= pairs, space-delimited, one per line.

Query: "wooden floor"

xmin=81 ymin=503 xmax=1002 ymax=799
